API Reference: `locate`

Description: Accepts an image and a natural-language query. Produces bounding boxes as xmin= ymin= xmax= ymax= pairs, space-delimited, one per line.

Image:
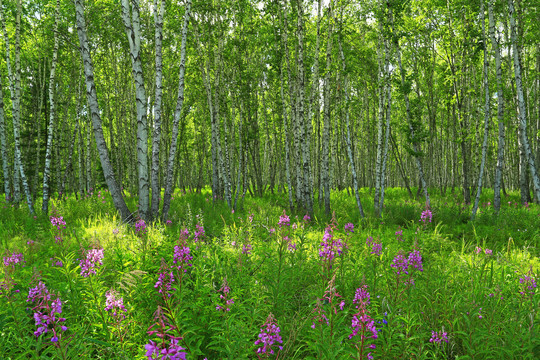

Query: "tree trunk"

xmin=488 ymin=0 xmax=505 ymax=214
xmin=508 ymin=0 xmax=540 ymax=201
xmin=150 ymin=0 xmax=165 ymax=219
xmin=321 ymin=0 xmax=334 ymax=216
xmin=471 ymin=0 xmax=491 ymax=221
xmin=121 ymin=0 xmax=150 ymax=221
xmin=42 ymin=0 xmax=60 ymax=214
xmin=0 ymin=0 xmax=35 ymax=214
xmin=161 ymin=0 xmax=191 ymax=221
xmin=0 ymin=79 xmax=9 ymax=201
xmin=74 ymin=0 xmax=132 ymax=222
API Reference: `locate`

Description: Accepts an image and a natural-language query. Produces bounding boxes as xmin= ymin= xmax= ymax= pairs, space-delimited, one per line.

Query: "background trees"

xmin=0 ymin=0 xmax=539 ymax=220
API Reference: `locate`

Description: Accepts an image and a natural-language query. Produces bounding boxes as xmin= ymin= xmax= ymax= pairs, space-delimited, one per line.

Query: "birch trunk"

xmin=338 ymin=35 xmax=365 ymax=218
xmin=161 ymin=0 xmax=191 ymax=221
xmin=471 ymin=0 xmax=491 ymax=221
xmin=150 ymin=0 xmax=165 ymax=218
xmin=488 ymin=0 xmax=505 ymax=214
xmin=121 ymin=0 xmax=150 ymax=221
xmin=321 ymin=0 xmax=333 ymax=216
xmin=296 ymin=0 xmax=313 ymax=214
xmin=0 ymin=0 xmax=34 ymax=213
xmin=42 ymin=0 xmax=60 ymax=214
xmin=374 ymin=41 xmax=385 ymax=216
xmin=508 ymin=0 xmax=540 ymax=201
xmin=74 ymin=0 xmax=132 ymax=222
xmin=33 ymin=63 xmax=46 ymax=197
xmin=0 ymin=80 xmax=9 ymax=200
xmin=380 ymin=33 xmax=392 ymax=212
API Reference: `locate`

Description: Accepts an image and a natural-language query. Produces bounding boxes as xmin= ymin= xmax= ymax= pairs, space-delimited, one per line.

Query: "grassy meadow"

xmin=0 ymin=188 xmax=538 ymax=359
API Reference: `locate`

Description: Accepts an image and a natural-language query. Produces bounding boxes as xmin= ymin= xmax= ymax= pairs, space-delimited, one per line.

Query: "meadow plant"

xmin=349 ymin=285 xmax=377 ymax=360
xmin=154 ymin=259 xmax=176 ymax=298
xmin=79 ymin=247 xmax=104 ymax=277
xmin=254 ymin=313 xmax=283 ymax=358
xmin=145 ymin=306 xmax=187 ymax=360
xmin=215 ymin=277 xmax=234 ymax=312
xmin=429 ymin=330 xmax=449 ymax=344
xmin=395 ymin=228 xmax=403 ymax=241
xmin=27 ymin=281 xmax=68 ymax=344
xmin=3 ymin=251 xmax=25 ymax=269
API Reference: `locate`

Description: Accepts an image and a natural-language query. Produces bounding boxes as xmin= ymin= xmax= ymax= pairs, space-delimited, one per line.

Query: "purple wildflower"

xmin=349 ymin=285 xmax=377 ymax=355
xmin=105 ymin=290 xmax=127 ymax=318
xmin=420 ymin=209 xmax=432 ymax=224
xmin=154 ymin=260 xmax=176 ymax=297
xmin=407 ymin=250 xmax=423 ymax=272
xmin=278 ymin=211 xmax=290 ymax=228
xmin=27 ymin=282 xmax=68 ymax=343
xmin=135 ymin=219 xmax=147 ymax=233
xmin=254 ymin=313 xmax=283 ymax=355
xmin=303 ymin=214 xmax=311 ymax=223
xmin=3 ymin=251 xmax=25 ymax=269
xmin=194 ymin=224 xmax=205 ymax=243
xmin=79 ymin=247 xmax=104 ymax=277
xmin=344 ymin=222 xmax=354 ymax=233
xmin=50 ymin=216 xmax=66 ymax=230
xmin=395 ymin=228 xmax=403 ymax=241
xmin=430 ymin=330 xmax=449 ymax=344
xmin=319 ymin=226 xmax=347 ymax=263
xmin=145 ymin=307 xmax=186 ymax=360
xmin=216 ymin=278 xmax=234 ymax=312
xmin=371 ymin=242 xmax=382 ymax=256
xmin=390 ymin=253 xmax=409 ymax=275
xmin=519 ymin=276 xmax=537 ymax=296
xmin=173 ymin=242 xmax=193 ymax=272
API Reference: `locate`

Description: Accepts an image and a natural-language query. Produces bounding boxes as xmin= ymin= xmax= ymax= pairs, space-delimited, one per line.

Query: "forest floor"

xmin=0 ymin=188 xmax=538 ymax=359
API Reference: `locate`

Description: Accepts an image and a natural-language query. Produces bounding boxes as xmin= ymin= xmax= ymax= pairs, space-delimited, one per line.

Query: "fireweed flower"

xmin=79 ymin=247 xmax=104 ymax=277
xmin=105 ymin=290 xmax=127 ymax=318
xmin=154 ymin=260 xmax=176 ymax=297
xmin=390 ymin=253 xmax=409 ymax=275
xmin=50 ymin=258 xmax=63 ymax=267
xmin=407 ymin=250 xmax=423 ymax=272
xmin=216 ymin=278 xmax=234 ymax=312
xmin=3 ymin=251 xmax=25 ymax=269
xmin=349 ymin=285 xmax=377 ymax=355
xmin=135 ymin=219 xmax=147 ymax=234
xmin=242 ymin=243 xmax=252 ymax=255
xmin=194 ymin=224 xmax=205 ymax=243
xmin=254 ymin=313 xmax=283 ymax=356
xmin=50 ymin=216 xmax=66 ymax=230
xmin=371 ymin=242 xmax=382 ymax=256
xmin=27 ymin=281 xmax=68 ymax=343
xmin=173 ymin=242 xmax=193 ymax=273
xmin=395 ymin=228 xmax=403 ymax=241
xmin=420 ymin=209 xmax=432 ymax=224
xmin=319 ymin=226 xmax=347 ymax=264
xmin=344 ymin=222 xmax=355 ymax=233
xmin=303 ymin=214 xmax=311 ymax=223
xmin=429 ymin=330 xmax=449 ymax=344
xmin=145 ymin=306 xmax=186 ymax=360
xmin=519 ymin=276 xmax=537 ymax=296
xmin=278 ymin=210 xmax=290 ymax=228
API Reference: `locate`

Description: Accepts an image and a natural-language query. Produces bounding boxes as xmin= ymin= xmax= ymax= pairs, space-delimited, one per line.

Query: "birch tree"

xmin=0 ymin=0 xmax=35 ymax=214
xmin=74 ymin=0 xmax=132 ymax=222
xmin=121 ymin=0 xmax=150 ymax=221
xmin=508 ymin=0 xmax=540 ymax=201
xmin=471 ymin=0 xmax=491 ymax=221
xmin=161 ymin=0 xmax=191 ymax=221
xmin=488 ymin=0 xmax=505 ymax=214
xmin=0 ymin=80 xmax=9 ymax=201
xmin=42 ymin=0 xmax=60 ymax=214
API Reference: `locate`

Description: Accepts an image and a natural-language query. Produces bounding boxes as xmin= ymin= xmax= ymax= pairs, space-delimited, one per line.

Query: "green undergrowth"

xmin=0 ymin=188 xmax=538 ymax=359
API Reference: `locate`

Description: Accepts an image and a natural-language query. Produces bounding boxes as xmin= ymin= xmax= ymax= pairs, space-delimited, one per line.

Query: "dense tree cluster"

xmin=0 ymin=0 xmax=539 ymax=221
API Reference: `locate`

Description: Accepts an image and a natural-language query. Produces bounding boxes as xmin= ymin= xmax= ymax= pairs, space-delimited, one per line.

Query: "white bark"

xmin=121 ymin=0 xmax=150 ymax=221
xmin=508 ymin=0 xmax=540 ymax=201
xmin=42 ymin=0 xmax=60 ymax=214
xmin=0 ymin=80 xmax=9 ymax=200
xmin=0 ymin=0 xmax=34 ymax=214
xmin=161 ymin=0 xmax=191 ymax=221
xmin=471 ymin=0 xmax=491 ymax=221
xmin=488 ymin=0 xmax=505 ymax=213
xmin=151 ymin=0 xmax=165 ymax=218
xmin=74 ymin=0 xmax=132 ymax=222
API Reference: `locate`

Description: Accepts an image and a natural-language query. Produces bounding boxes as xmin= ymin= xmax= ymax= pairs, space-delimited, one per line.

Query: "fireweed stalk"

xmin=50 ymin=215 xmax=66 ymax=244
xmin=319 ymin=223 xmax=347 ymax=280
xmin=104 ymin=289 xmax=128 ymax=344
xmin=349 ymin=285 xmax=377 ymax=360
xmin=254 ymin=313 xmax=283 ymax=359
xmin=389 ymin=248 xmax=423 ymax=303
xmin=27 ymin=281 xmax=68 ymax=359
xmin=79 ymin=246 xmax=109 ymax=337
xmin=311 ymin=275 xmax=345 ymax=355
xmin=273 ymin=211 xmax=291 ymax=311
xmin=144 ymin=306 xmax=189 ymax=360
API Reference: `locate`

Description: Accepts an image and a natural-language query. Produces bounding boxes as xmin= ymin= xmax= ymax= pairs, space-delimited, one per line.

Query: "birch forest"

xmin=0 ymin=0 xmax=539 ymax=359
